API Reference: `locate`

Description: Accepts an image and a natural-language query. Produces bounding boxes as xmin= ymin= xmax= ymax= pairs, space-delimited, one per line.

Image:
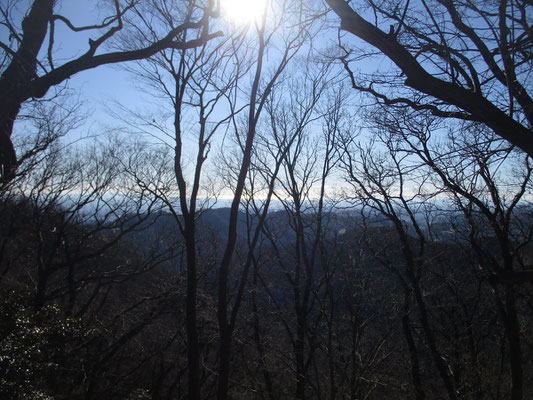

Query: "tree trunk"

xmin=295 ymin=311 xmax=307 ymax=400
xmin=402 ymin=291 xmax=425 ymax=400
xmin=217 ymin=323 xmax=232 ymax=400
xmin=0 ymin=0 xmax=54 ymax=177
xmin=184 ymin=230 xmax=200 ymax=400
xmin=506 ymin=286 xmax=523 ymax=400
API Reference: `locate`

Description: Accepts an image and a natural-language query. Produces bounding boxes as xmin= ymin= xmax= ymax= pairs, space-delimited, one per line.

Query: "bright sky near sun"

xmin=40 ymin=0 xmax=273 ymax=143
xmin=222 ymin=0 xmax=268 ymax=24
xmin=4 ymin=0 xmax=334 ymax=149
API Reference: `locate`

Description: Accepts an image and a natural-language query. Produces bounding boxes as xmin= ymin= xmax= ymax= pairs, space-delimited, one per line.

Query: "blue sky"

xmin=50 ymin=1 xmax=149 ymax=140
xmin=6 ymin=0 xmax=288 ymax=144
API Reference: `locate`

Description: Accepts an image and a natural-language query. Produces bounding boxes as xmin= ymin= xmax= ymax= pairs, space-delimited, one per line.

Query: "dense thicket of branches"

xmin=1 ymin=1 xmax=532 ymax=400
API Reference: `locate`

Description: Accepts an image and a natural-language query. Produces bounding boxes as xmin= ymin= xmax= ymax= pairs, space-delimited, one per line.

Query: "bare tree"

xmin=215 ymin=2 xmax=315 ymax=395
xmin=396 ymin=118 xmax=532 ymax=400
xmin=343 ymin=104 xmax=533 ymax=399
xmin=0 ymin=0 xmax=221 ymax=179
xmin=339 ymin=128 xmax=464 ymax=399
xmin=0 ymin=128 xmax=191 ymax=398
xmin=325 ymin=0 xmax=533 ymax=156
xmin=1 ymin=135 xmax=177 ymax=307
xmin=241 ymin=64 xmax=345 ymax=399
xmin=112 ymin=1 xmax=316 ymax=397
xmin=115 ymin=32 xmax=242 ymax=397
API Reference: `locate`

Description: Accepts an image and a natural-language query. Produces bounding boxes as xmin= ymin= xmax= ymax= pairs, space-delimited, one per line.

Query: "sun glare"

xmin=222 ymin=0 xmax=267 ymax=25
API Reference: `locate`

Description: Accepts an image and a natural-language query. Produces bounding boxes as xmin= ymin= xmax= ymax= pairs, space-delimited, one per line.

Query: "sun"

xmin=221 ymin=0 xmax=267 ymax=25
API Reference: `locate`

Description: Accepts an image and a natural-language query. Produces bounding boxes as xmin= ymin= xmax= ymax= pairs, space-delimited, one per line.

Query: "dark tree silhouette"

xmin=325 ymin=0 xmax=533 ymax=156
xmin=0 ymin=0 xmax=221 ymax=180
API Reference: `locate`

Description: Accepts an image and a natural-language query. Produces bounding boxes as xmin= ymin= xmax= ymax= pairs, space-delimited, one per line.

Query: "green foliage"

xmin=0 ymin=291 xmax=89 ymax=400
xmin=125 ymin=389 xmax=151 ymax=400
